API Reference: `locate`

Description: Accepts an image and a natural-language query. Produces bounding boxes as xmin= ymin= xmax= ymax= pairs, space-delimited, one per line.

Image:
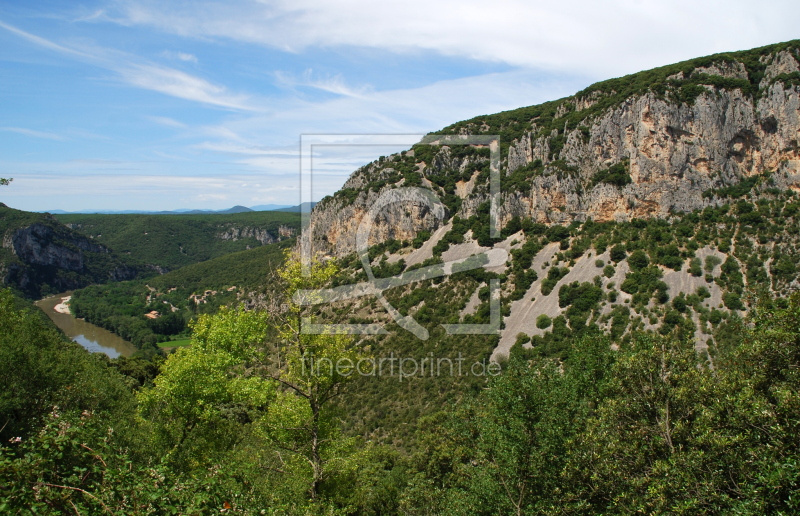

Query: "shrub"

xmin=610 ymin=245 xmax=627 ymax=262
xmin=591 ymin=159 xmax=632 ymax=187
xmin=536 ymin=314 xmax=552 ymax=329
xmin=689 ymin=257 xmax=702 ymax=277
xmin=627 ymin=250 xmax=650 ymax=271
xmin=723 ymin=292 xmax=744 ymax=310
xmin=412 ymin=230 xmax=431 ymax=249
xmin=541 ymin=267 xmax=569 ymax=296
xmin=704 ymin=255 xmax=722 ymax=273
xmin=545 ymin=225 xmax=570 ymax=242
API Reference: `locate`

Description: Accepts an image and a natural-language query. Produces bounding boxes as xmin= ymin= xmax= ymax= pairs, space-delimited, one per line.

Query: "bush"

xmin=723 ymin=292 xmax=744 ymax=310
xmin=689 ymin=257 xmax=702 ymax=277
xmin=532 ymin=314 xmax=550 ymax=330
xmin=545 ymin=225 xmax=570 ymax=243
xmin=627 ymin=250 xmax=650 ymax=271
xmin=672 ymin=295 xmax=687 ymax=313
xmin=412 ymin=230 xmax=431 ymax=249
xmin=610 ymin=245 xmax=627 ymax=262
xmin=591 ymin=160 xmax=632 ymax=187
xmin=541 ymin=267 xmax=569 ymax=296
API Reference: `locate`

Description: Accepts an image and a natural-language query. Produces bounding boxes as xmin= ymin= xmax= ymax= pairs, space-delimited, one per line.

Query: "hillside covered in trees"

xmin=3 ymin=40 xmax=800 ymax=514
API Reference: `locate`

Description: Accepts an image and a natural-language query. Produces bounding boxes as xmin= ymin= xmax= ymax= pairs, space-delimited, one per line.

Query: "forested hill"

xmin=3 ymin=40 xmax=800 ymax=514
xmin=56 ymin=210 xmax=300 ymax=271
xmin=0 ymin=204 xmax=147 ymax=298
xmin=70 ymin=239 xmax=293 ymax=351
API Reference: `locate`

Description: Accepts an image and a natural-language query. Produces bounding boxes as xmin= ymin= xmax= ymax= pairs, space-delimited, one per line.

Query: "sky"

xmin=0 ymin=0 xmax=798 ymax=212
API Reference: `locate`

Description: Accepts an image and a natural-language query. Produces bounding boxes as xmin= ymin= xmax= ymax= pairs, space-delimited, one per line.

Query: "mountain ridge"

xmin=43 ymin=204 xmax=295 ymax=215
xmin=306 ymin=40 xmax=800 ymax=258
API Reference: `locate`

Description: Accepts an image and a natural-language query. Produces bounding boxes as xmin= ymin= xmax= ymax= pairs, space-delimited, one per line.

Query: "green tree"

xmin=265 ymin=250 xmax=368 ymax=501
xmin=137 ymin=306 xmax=274 ymax=467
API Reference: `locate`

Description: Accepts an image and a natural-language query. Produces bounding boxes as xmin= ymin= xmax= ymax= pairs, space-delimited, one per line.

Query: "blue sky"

xmin=0 ymin=0 xmax=797 ymax=212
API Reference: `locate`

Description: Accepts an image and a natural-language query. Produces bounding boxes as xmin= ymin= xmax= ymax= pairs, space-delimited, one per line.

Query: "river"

xmin=36 ymin=292 xmax=137 ymax=358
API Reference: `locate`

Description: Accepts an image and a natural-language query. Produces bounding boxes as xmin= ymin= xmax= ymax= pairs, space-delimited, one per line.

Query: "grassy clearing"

xmin=158 ymin=338 xmax=192 ymax=349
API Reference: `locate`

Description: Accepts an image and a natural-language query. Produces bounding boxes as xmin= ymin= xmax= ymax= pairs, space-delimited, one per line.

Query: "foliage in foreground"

xmin=2 ymin=284 xmax=800 ymax=514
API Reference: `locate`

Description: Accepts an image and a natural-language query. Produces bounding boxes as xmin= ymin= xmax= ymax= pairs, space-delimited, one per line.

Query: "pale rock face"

xmin=303 ymin=190 xmax=445 ymax=258
xmin=10 ymin=223 xmax=110 ymax=271
xmin=760 ymin=50 xmax=800 ymax=88
xmin=216 ymin=226 xmax=278 ymax=245
xmin=306 ymin=52 xmax=800 ymax=257
xmin=693 ymin=61 xmax=749 ymax=80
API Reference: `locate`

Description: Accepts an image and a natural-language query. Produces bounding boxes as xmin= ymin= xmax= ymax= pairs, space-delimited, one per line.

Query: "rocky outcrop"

xmin=491 ymin=80 xmax=800 ymax=225
xmin=10 ymin=223 xmax=108 ymax=271
xmin=305 ymin=45 xmax=800 ymax=257
xmin=217 ymin=225 xmax=295 ymax=245
xmin=1 ymin=212 xmax=142 ymax=297
xmin=304 ymin=189 xmax=445 ymax=258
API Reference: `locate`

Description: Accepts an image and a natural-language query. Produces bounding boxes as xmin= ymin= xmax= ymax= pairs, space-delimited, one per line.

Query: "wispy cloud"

xmin=109 ymin=0 xmax=794 ymax=78
xmin=0 ymin=19 xmax=93 ymax=59
xmin=275 ymin=69 xmax=371 ymax=98
xmin=0 ymin=127 xmax=66 ymax=140
xmin=161 ymin=50 xmax=198 ymax=63
xmin=118 ymin=63 xmax=253 ymax=110
xmin=0 ymin=18 xmax=257 ymax=111
xmin=147 ymin=116 xmax=187 ymax=128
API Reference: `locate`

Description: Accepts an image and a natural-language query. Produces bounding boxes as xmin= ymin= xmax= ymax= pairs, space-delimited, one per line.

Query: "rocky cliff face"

xmin=217 ymin=224 xmax=295 ymax=245
xmin=306 ymin=44 xmax=800 ymax=257
xmin=10 ymin=223 xmax=107 ymax=271
xmin=1 ymin=213 xmax=140 ymax=297
xmin=498 ymin=57 xmax=800 ymax=225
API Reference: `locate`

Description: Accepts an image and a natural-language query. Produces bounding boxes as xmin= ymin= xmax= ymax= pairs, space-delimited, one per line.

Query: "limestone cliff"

xmin=0 ymin=207 xmax=141 ymax=297
xmin=306 ymin=42 xmax=800 ymax=257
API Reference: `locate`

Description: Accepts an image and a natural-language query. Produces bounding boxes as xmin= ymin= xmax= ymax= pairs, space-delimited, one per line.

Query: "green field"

xmin=158 ymin=338 xmax=191 ymax=349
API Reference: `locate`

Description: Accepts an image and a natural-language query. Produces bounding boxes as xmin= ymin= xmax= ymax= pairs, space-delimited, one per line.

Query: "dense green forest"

xmin=69 ymin=239 xmax=294 ymax=353
xmin=3 ymin=257 xmax=800 ymax=514
xmin=55 ymin=211 xmax=300 ymax=271
xmin=65 ymin=188 xmax=800 ymax=446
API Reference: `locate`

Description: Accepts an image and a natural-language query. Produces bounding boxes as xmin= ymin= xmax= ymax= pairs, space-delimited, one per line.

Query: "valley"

xmin=35 ymin=292 xmax=136 ymax=358
xmin=3 ymin=39 xmax=800 ymax=514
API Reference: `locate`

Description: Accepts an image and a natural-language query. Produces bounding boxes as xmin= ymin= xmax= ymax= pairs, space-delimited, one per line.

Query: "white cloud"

xmin=275 ymin=69 xmax=371 ymax=98
xmin=0 ymin=19 xmax=93 ymax=59
xmin=161 ymin=50 xmax=199 ymax=63
xmin=147 ymin=116 xmax=187 ymax=128
xmin=118 ymin=63 xmax=254 ymax=110
xmin=190 ymin=68 xmax=588 ymax=199
xmin=111 ymin=0 xmax=794 ymax=77
xmin=0 ymin=19 xmax=258 ymax=111
xmin=0 ymin=127 xmax=66 ymax=140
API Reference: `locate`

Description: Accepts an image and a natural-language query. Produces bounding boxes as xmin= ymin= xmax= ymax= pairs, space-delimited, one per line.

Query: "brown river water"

xmin=35 ymin=292 xmax=136 ymax=358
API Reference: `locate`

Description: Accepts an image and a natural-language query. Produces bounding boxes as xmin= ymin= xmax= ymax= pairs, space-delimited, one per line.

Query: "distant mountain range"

xmin=43 ymin=202 xmax=316 ymax=215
